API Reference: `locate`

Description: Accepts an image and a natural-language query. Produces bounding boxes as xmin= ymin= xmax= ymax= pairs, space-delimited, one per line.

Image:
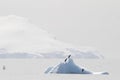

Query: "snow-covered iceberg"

xmin=0 ymin=15 xmax=103 ymax=59
xmin=45 ymin=55 xmax=109 ymax=74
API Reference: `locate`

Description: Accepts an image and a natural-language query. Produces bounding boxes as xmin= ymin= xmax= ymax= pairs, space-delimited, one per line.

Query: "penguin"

xmin=82 ymin=69 xmax=84 ymax=72
xmin=64 ymin=58 xmax=67 ymax=62
xmin=3 ymin=65 xmax=6 ymax=70
xmin=64 ymin=55 xmax=71 ymax=62
xmin=68 ymin=55 xmax=71 ymax=58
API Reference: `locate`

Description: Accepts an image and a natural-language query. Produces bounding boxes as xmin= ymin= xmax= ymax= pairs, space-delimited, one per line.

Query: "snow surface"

xmin=45 ymin=57 xmax=108 ymax=74
xmin=0 ymin=15 xmax=103 ymax=59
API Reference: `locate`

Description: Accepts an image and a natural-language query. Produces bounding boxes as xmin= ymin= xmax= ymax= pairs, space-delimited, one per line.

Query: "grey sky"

xmin=0 ymin=0 xmax=120 ymax=59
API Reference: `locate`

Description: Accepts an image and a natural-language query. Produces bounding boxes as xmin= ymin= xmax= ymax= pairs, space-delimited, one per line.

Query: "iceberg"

xmin=45 ymin=55 xmax=109 ymax=74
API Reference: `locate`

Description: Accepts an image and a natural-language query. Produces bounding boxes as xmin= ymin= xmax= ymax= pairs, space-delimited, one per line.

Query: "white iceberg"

xmin=45 ymin=55 xmax=109 ymax=74
xmin=0 ymin=15 xmax=103 ymax=59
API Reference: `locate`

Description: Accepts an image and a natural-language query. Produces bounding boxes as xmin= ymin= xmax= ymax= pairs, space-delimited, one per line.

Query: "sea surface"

xmin=0 ymin=59 xmax=119 ymax=80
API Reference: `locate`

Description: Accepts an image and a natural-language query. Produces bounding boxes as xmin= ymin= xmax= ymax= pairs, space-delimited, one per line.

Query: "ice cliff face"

xmin=0 ymin=15 xmax=103 ymax=59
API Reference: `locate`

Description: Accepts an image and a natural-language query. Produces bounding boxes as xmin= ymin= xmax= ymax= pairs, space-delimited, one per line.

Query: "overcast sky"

xmin=0 ymin=0 xmax=120 ymax=59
